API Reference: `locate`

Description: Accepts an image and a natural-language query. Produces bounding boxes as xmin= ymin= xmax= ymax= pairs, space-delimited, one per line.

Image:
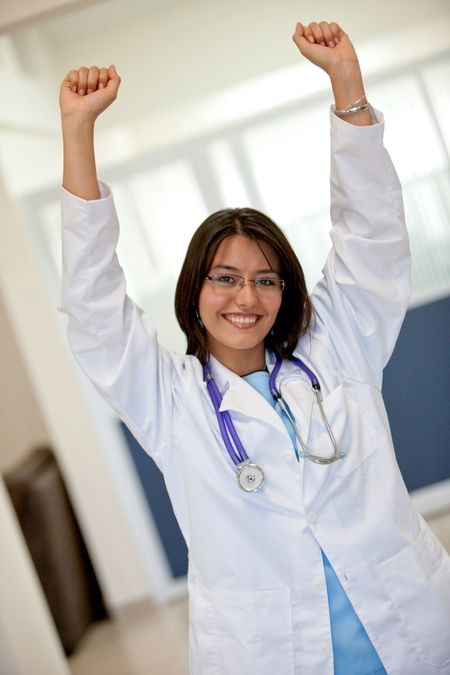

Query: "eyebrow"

xmin=210 ymin=264 xmax=281 ymax=275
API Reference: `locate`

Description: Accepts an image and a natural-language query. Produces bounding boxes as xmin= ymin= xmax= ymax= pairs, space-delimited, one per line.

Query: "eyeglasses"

xmin=205 ymin=273 xmax=285 ymax=294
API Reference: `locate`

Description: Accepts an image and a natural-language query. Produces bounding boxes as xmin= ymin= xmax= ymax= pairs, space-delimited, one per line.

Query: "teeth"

xmin=226 ymin=315 xmax=258 ymax=325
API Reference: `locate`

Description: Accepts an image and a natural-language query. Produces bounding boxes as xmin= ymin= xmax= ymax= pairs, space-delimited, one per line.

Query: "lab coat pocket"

xmin=191 ymin=581 xmax=295 ymax=675
xmin=212 ymin=586 xmax=295 ymax=675
xmin=375 ymin=521 xmax=450 ymax=668
xmin=308 ymin=382 xmax=378 ymax=477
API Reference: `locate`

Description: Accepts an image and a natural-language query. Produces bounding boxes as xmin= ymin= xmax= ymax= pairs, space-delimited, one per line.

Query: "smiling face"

xmin=198 ymin=234 xmax=283 ymax=375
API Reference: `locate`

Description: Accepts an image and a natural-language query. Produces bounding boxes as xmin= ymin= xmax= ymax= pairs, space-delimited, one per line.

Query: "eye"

xmin=215 ymin=274 xmax=236 ymax=284
xmin=255 ymin=277 xmax=278 ymax=287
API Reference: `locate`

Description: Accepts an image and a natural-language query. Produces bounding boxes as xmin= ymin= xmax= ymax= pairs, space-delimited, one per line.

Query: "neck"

xmin=209 ymin=349 xmax=266 ymax=377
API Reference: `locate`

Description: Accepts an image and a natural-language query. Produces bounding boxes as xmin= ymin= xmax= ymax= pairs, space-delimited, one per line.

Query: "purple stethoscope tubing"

xmin=269 ymin=352 xmax=320 ymax=399
xmin=204 ymin=372 xmax=248 ymax=465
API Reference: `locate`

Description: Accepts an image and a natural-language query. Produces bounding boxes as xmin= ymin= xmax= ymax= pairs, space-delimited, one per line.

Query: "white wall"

xmin=0 ymin=291 xmax=49 ymax=472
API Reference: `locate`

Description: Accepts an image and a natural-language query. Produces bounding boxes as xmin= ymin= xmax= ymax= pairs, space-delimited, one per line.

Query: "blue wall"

xmin=382 ymin=295 xmax=450 ymax=490
xmin=121 ymin=423 xmax=188 ymax=578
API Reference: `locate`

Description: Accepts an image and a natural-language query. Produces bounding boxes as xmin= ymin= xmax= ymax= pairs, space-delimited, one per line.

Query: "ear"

xmin=195 ymin=308 xmax=204 ymax=329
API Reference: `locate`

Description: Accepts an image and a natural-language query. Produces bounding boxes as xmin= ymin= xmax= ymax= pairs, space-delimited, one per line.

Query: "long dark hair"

xmin=174 ymin=207 xmax=313 ymax=364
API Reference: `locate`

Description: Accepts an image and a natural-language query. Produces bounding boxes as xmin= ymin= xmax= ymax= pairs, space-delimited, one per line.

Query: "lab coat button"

xmin=307 ymin=512 xmax=318 ymax=525
xmin=319 ymin=643 xmax=331 ymax=656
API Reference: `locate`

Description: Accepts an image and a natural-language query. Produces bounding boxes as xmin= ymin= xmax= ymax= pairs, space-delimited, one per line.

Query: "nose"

xmin=235 ymin=280 xmax=258 ymax=306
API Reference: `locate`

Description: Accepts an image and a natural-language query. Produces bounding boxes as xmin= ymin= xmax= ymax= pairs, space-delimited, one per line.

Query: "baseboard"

xmin=410 ymin=479 xmax=450 ymax=517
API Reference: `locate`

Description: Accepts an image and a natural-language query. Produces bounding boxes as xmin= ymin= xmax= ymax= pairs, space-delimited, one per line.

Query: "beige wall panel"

xmin=0 ymin=291 xmax=49 ymax=472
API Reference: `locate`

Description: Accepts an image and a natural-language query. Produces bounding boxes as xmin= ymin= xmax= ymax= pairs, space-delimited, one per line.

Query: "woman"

xmin=60 ymin=21 xmax=450 ymax=675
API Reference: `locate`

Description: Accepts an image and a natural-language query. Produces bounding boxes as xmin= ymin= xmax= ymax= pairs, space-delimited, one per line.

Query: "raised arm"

xmin=59 ymin=65 xmax=180 ymax=459
xmin=60 ymin=65 xmax=121 ymax=199
xmin=293 ymin=22 xmax=410 ymax=384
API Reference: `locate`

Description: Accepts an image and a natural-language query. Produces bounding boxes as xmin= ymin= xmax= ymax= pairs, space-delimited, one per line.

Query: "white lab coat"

xmin=60 ymin=110 xmax=450 ymax=675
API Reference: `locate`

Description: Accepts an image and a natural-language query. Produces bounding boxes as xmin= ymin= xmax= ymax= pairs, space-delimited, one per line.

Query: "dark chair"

xmin=4 ymin=447 xmax=107 ymax=655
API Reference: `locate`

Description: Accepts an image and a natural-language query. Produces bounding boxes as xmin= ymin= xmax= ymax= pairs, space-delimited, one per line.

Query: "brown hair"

xmin=174 ymin=207 xmax=313 ymax=364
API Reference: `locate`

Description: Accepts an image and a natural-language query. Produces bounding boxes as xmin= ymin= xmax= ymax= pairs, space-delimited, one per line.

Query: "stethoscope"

xmin=203 ymin=352 xmax=345 ymax=493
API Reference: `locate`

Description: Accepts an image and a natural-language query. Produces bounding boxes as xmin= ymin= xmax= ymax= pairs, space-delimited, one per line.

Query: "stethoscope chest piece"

xmin=236 ymin=460 xmax=265 ymax=492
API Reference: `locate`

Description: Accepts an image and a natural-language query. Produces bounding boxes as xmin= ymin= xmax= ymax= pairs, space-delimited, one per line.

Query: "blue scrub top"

xmin=243 ymin=370 xmax=387 ymax=675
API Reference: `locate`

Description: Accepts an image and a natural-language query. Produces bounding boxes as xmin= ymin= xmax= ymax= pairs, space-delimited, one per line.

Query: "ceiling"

xmin=1 ymin=0 xmax=183 ymax=34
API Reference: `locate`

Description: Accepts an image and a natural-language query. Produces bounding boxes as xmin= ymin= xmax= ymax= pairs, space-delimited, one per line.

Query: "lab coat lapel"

xmin=220 ymin=381 xmax=278 ymax=423
xmin=212 ymin=362 xmax=283 ymax=430
xmin=208 ymin=353 xmax=315 ymax=434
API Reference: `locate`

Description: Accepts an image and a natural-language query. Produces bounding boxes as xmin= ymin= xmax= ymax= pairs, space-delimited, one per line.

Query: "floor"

xmin=68 ymin=596 xmax=189 ymax=675
xmin=68 ymin=512 xmax=450 ymax=675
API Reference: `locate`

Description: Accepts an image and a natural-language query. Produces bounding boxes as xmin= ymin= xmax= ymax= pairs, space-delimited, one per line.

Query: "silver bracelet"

xmin=335 ymin=95 xmax=369 ymax=117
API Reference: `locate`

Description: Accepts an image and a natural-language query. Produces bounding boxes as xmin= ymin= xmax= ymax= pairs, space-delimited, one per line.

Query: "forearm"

xmin=62 ymin=115 xmax=100 ymax=200
xmin=60 ymin=65 xmax=120 ymax=200
xmin=329 ymin=62 xmax=372 ymax=127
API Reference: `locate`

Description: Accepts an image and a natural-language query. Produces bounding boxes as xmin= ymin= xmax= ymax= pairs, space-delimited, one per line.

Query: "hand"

xmin=292 ymin=22 xmax=358 ymax=76
xmin=59 ymin=65 xmax=121 ymax=121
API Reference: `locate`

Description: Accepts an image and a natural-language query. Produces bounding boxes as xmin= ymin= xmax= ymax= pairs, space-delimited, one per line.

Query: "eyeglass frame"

xmin=204 ymin=273 xmax=285 ymax=293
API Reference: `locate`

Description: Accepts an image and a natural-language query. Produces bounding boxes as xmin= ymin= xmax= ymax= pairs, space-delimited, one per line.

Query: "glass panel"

xmin=122 ymin=161 xmax=208 ymax=352
xmin=109 ymin=180 xmax=156 ymax=302
xmin=284 ymin=209 xmax=331 ymax=293
xmin=142 ymin=284 xmax=187 ymax=354
xmin=0 ymin=131 xmax=61 ymax=197
xmin=241 ymin=104 xmax=329 ymax=226
xmin=420 ymin=57 xmax=450 ymax=156
xmin=207 ymin=139 xmax=251 ymax=207
xmin=128 ymin=161 xmax=208 ymax=282
xmin=368 ymin=74 xmax=447 ymax=182
xmin=403 ymin=170 xmax=450 ymax=301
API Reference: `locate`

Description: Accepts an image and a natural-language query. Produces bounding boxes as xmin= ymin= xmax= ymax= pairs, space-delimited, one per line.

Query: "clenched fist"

xmin=292 ymin=22 xmax=359 ymax=76
xmin=59 ymin=64 xmax=121 ymax=121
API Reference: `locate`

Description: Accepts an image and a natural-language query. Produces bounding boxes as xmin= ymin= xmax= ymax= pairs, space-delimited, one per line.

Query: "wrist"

xmin=61 ymin=112 xmax=96 ymax=136
xmin=329 ymin=61 xmax=365 ymax=109
xmin=328 ymin=59 xmax=362 ymax=82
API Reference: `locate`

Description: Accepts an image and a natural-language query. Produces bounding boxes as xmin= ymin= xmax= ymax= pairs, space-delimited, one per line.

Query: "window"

xmin=31 ymin=53 xmax=450 ymax=352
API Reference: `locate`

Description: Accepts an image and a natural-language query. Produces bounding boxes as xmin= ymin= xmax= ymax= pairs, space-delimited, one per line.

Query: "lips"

xmin=223 ymin=313 xmax=261 ymax=327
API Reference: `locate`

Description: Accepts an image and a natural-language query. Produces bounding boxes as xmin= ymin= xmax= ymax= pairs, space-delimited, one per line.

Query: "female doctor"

xmin=59 ymin=20 xmax=450 ymax=675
